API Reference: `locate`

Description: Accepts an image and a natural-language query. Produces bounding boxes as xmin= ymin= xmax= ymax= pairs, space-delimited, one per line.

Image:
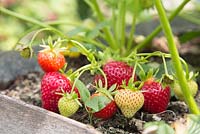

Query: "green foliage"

xmin=187 ymin=114 xmax=200 ymax=134
xmin=179 ymin=31 xmax=200 ymax=43
xmin=144 ymin=114 xmax=200 ymax=134
xmin=144 ymin=121 xmax=175 ymax=134
xmin=0 ymin=0 xmax=80 ymax=51
xmin=75 ymin=79 xmax=90 ymax=103
xmin=85 ymin=95 xmax=110 ymax=112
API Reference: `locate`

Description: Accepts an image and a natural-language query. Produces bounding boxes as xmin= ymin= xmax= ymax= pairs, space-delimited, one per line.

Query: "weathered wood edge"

xmin=0 ymin=94 xmax=101 ymax=134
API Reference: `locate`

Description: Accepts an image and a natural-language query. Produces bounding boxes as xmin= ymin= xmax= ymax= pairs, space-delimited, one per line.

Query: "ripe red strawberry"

xmin=94 ymin=61 xmax=136 ymax=88
xmin=41 ymin=72 xmax=79 ymax=112
xmin=114 ymin=89 xmax=144 ymax=118
xmin=38 ymin=50 xmax=66 ymax=72
xmin=91 ymin=93 xmax=117 ymax=120
xmin=141 ymin=78 xmax=170 ymax=113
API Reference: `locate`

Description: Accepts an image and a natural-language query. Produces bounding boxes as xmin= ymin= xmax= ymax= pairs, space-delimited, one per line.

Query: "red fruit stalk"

xmin=41 ymin=72 xmax=79 ymax=112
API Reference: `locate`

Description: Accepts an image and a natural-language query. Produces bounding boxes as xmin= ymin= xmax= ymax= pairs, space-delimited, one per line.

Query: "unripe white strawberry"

xmin=114 ymin=89 xmax=144 ymax=118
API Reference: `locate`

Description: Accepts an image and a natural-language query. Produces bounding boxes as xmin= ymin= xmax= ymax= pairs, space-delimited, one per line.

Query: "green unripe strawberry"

xmin=114 ymin=89 xmax=144 ymax=118
xmin=58 ymin=94 xmax=79 ymax=117
xmin=172 ymin=80 xmax=198 ymax=101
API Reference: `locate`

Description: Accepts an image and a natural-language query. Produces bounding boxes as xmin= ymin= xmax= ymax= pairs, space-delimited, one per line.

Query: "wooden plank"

xmin=0 ymin=94 xmax=101 ymax=134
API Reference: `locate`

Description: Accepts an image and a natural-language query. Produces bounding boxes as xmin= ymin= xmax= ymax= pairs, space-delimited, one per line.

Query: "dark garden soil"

xmin=0 ymin=70 xmax=199 ymax=134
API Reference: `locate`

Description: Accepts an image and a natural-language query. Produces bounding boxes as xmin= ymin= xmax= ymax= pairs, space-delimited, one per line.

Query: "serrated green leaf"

xmin=156 ymin=60 xmax=175 ymax=79
xmin=157 ymin=122 xmax=174 ymax=134
xmin=187 ymin=114 xmax=200 ymax=134
xmin=85 ymin=96 xmax=110 ymax=112
xmin=67 ymin=26 xmax=87 ymax=37
xmin=75 ymin=80 xmax=90 ymax=103
xmin=98 ymin=88 xmax=113 ymax=100
xmin=179 ymin=31 xmax=200 ymax=43
xmin=144 ymin=121 xmax=174 ymax=134
xmin=85 ymin=96 xmax=99 ymax=112
xmin=86 ymin=20 xmax=110 ymax=39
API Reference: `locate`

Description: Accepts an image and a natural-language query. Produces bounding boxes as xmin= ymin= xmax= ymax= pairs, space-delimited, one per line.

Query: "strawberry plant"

xmin=1 ymin=0 xmax=200 ymax=133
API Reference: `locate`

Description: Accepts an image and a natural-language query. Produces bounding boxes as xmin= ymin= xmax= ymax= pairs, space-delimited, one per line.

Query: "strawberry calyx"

xmin=39 ymin=37 xmax=67 ymax=55
xmin=120 ymin=77 xmax=141 ymax=92
xmin=138 ymin=68 xmax=155 ymax=82
xmin=56 ymin=89 xmax=82 ymax=107
xmin=94 ymin=79 xmax=116 ymax=100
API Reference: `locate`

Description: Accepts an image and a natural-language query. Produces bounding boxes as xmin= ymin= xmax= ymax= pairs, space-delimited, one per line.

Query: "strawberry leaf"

xmin=187 ymin=114 xmax=200 ymax=134
xmin=86 ymin=20 xmax=110 ymax=39
xmin=98 ymin=88 xmax=113 ymax=100
xmin=85 ymin=96 xmax=110 ymax=112
xmin=144 ymin=121 xmax=175 ymax=134
xmin=75 ymin=79 xmax=90 ymax=103
xmin=67 ymin=26 xmax=87 ymax=37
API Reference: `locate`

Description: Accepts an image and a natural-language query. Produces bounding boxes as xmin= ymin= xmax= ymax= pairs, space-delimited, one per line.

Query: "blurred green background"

xmin=0 ymin=0 xmax=91 ymax=51
xmin=0 ymin=0 xmax=200 ymax=51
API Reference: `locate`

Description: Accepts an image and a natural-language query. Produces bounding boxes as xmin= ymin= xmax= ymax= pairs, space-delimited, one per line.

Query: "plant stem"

xmin=132 ymin=0 xmax=191 ymax=52
xmin=71 ymin=69 xmax=86 ymax=93
xmin=97 ymin=68 xmax=108 ymax=89
xmin=69 ymin=64 xmax=92 ymax=80
xmin=136 ymin=52 xmax=190 ymax=75
xmin=73 ymin=36 xmax=107 ymax=50
xmin=70 ymin=40 xmax=97 ymax=63
xmin=92 ymin=0 xmax=117 ymax=50
xmin=161 ymin=54 xmax=169 ymax=75
xmin=155 ymin=0 xmax=200 ymax=114
xmin=0 ymin=7 xmax=64 ymax=37
xmin=112 ymin=7 xmax=117 ymax=42
xmin=127 ymin=0 xmax=141 ymax=52
xmin=116 ymin=0 xmax=126 ymax=48
xmin=127 ymin=14 xmax=136 ymax=51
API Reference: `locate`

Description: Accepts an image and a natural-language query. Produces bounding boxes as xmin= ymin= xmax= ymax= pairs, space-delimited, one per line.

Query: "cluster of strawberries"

xmin=92 ymin=61 xmax=170 ymax=119
xmin=38 ymin=47 xmax=80 ymax=117
xmin=38 ymin=46 xmax=171 ymax=120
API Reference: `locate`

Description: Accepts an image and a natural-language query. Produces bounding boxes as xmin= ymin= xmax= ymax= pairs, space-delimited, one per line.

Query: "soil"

xmin=0 ymin=56 xmax=199 ymax=134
